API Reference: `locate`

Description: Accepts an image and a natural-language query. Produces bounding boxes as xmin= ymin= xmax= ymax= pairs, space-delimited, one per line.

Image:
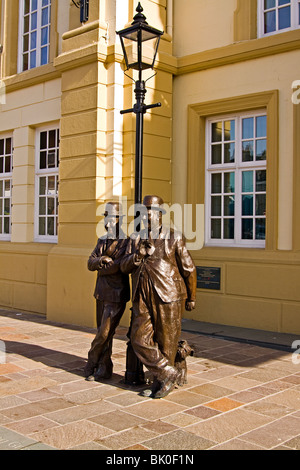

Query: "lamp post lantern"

xmin=117 ymin=2 xmax=163 ymax=206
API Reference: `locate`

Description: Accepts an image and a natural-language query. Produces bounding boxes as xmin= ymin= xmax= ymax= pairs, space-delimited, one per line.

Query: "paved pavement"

xmin=0 ymin=308 xmax=300 ymax=451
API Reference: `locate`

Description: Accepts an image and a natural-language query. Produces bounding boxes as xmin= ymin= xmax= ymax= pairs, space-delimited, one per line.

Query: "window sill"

xmin=3 ymin=63 xmax=60 ymax=94
xmin=176 ymin=28 xmax=300 ymax=75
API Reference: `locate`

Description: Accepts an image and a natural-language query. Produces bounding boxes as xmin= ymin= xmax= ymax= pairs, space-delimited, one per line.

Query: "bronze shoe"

xmin=154 ymin=367 xmax=180 ymax=399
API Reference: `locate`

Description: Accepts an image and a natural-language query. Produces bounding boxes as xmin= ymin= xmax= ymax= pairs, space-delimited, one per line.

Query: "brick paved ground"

xmin=0 ymin=308 xmax=299 ymax=450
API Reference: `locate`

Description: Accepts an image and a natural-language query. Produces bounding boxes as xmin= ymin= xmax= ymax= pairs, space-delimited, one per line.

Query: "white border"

xmin=205 ymin=110 xmax=267 ymax=249
xmin=34 ymin=124 xmax=59 ymax=243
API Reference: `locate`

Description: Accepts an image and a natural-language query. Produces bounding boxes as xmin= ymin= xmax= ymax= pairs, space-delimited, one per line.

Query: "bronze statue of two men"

xmin=84 ymin=195 xmax=197 ymax=399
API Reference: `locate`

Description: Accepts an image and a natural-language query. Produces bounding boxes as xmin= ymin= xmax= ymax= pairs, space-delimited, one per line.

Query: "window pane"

xmin=212 ymin=122 xmax=222 ymax=142
xmin=4 ymin=217 xmax=9 ymax=234
xmin=211 ymin=219 xmax=221 ymax=239
xmin=265 ymin=0 xmax=275 ymax=9
xmin=211 ymin=196 xmax=221 ymax=216
xmin=5 ymin=138 xmax=11 ymax=155
xmin=4 ymin=180 xmax=10 ymax=196
xmin=224 ymin=196 xmax=235 ymax=216
xmin=47 ymin=217 xmax=55 ymax=236
xmin=39 ymin=197 xmax=46 ymax=215
xmin=224 ymin=219 xmax=234 ymax=239
xmin=31 ymin=0 xmax=38 ymax=11
xmin=242 ymin=219 xmax=253 ymax=240
xmin=256 ymin=194 xmax=266 ymax=216
xmin=224 ymin=143 xmax=235 ymax=163
xmin=224 ymin=172 xmax=235 ymax=193
xmin=42 ymin=7 xmax=49 ymax=26
xmin=4 ymin=198 xmax=10 ymax=215
xmin=0 ymin=157 xmax=3 ymax=173
xmin=23 ymin=53 xmax=29 ymax=71
xmin=0 ymin=180 xmax=2 ymax=195
xmin=265 ymin=10 xmax=276 ymax=33
xmin=278 ymin=0 xmax=290 ymax=5
xmin=242 ymin=141 xmax=253 ymax=162
xmin=24 ymin=15 xmax=29 ymax=33
xmin=278 ymin=6 xmax=291 ymax=29
xmin=256 ymin=219 xmax=266 ymax=240
xmin=48 ymin=151 xmax=55 ymax=168
xmin=49 ymin=130 xmax=56 ymax=148
xmin=256 ymin=116 xmax=267 ymax=138
xmin=41 ymin=27 xmax=48 ymax=46
xmin=5 ymin=156 xmax=11 ymax=173
xmin=40 ymin=151 xmax=47 ymax=169
xmin=242 ymin=118 xmax=254 ymax=139
xmin=31 ymin=12 xmax=37 ymax=30
xmin=212 ymin=173 xmax=222 ymax=194
xmin=39 ymin=177 xmax=46 ymax=195
xmin=41 ymin=47 xmax=48 ymax=65
xmin=39 ymin=217 xmax=46 ymax=235
xmin=40 ymin=131 xmax=47 ymax=149
xmin=256 ymin=170 xmax=267 ymax=192
xmin=242 ymin=195 xmax=253 ymax=216
xmin=25 ymin=0 xmax=30 ymax=14
xmin=0 ymin=140 xmax=3 ymax=155
xmin=42 ymin=0 xmax=50 ymax=6
xmin=212 ymin=145 xmax=222 ymax=165
xmin=30 ymin=50 xmax=36 ymax=68
xmin=30 ymin=31 xmax=37 ymax=50
xmin=0 ymin=200 xmax=2 ymax=216
xmin=48 ymin=197 xmax=55 ymax=215
xmin=23 ymin=34 xmax=29 ymax=52
xmin=242 ymin=171 xmax=253 ymax=193
xmin=224 ymin=120 xmax=235 ymax=141
xmin=48 ymin=176 xmax=56 ymax=195
xmin=256 ymin=139 xmax=267 ymax=161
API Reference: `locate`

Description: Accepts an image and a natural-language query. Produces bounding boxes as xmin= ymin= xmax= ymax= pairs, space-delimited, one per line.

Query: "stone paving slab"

xmin=0 ymin=308 xmax=300 ymax=451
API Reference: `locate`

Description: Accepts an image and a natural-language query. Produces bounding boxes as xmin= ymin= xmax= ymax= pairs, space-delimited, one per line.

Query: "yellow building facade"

xmin=0 ymin=0 xmax=299 ymax=335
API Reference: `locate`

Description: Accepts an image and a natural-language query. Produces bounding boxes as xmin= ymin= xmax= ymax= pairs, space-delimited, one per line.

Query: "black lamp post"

xmin=117 ymin=2 xmax=163 ymax=206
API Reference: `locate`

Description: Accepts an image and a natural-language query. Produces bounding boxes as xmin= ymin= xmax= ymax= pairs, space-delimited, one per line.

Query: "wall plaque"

xmin=196 ymin=266 xmax=221 ymax=290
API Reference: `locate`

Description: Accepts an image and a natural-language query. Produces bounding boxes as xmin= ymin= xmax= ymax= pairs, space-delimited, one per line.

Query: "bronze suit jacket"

xmin=120 ymin=227 xmax=197 ymax=303
xmin=88 ymin=234 xmax=130 ymax=304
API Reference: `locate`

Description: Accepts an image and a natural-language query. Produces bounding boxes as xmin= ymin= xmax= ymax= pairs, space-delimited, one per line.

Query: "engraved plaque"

xmin=196 ymin=266 xmax=221 ymax=290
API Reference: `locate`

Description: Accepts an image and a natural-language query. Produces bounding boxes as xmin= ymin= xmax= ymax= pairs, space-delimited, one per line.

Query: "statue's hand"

xmin=100 ymin=256 xmax=113 ymax=266
xmin=185 ymin=300 xmax=196 ymax=311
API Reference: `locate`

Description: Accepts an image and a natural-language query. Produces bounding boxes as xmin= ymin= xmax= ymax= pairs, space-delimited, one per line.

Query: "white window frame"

xmin=205 ymin=111 xmax=267 ymax=249
xmin=34 ymin=125 xmax=59 ymax=243
xmin=0 ymin=134 xmax=13 ymax=241
xmin=258 ymin=0 xmax=300 ymax=37
xmin=18 ymin=0 xmax=52 ymax=73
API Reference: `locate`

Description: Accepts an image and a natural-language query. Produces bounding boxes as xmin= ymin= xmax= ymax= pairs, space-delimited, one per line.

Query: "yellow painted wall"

xmin=1 ymin=0 xmax=299 ymax=335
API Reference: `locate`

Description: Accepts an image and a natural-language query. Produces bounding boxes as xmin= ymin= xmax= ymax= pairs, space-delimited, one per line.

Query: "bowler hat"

xmin=142 ymin=195 xmax=166 ymax=214
xmin=103 ymin=202 xmax=123 ymax=216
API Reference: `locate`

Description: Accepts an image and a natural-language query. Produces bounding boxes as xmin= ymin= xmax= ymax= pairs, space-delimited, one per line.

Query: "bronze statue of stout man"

xmin=84 ymin=202 xmax=130 ymax=381
xmin=121 ymin=195 xmax=197 ymax=398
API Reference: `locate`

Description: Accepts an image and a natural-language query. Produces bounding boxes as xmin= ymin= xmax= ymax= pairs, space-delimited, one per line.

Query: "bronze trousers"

xmin=130 ymin=272 xmax=183 ymax=380
xmin=87 ymin=300 xmax=126 ymax=368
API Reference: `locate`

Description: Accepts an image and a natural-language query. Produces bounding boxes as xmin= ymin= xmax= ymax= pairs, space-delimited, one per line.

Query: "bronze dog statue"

xmin=174 ymin=340 xmax=194 ymax=386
